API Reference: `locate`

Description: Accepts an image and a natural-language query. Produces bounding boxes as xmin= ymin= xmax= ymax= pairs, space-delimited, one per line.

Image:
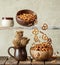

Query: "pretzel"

xmin=42 ymin=34 xmax=48 ymax=40
xmin=32 ymin=28 xmax=39 ymax=35
xmin=47 ymin=38 xmax=52 ymax=44
xmin=17 ymin=13 xmax=36 ymax=22
xmin=31 ymin=42 xmax=52 ymax=52
xmin=42 ymin=23 xmax=48 ymax=30
xmin=40 ymin=31 xmax=45 ymax=34
xmin=34 ymin=35 xmax=39 ymax=42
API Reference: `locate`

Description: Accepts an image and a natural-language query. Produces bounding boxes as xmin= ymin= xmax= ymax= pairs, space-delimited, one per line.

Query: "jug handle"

xmin=8 ymin=47 xmax=15 ymax=59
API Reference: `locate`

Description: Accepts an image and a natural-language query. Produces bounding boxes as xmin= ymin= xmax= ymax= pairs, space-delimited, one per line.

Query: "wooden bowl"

xmin=16 ymin=9 xmax=37 ymax=27
xmin=30 ymin=43 xmax=53 ymax=61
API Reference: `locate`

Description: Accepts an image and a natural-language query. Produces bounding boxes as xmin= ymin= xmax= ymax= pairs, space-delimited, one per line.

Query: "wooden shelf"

xmin=0 ymin=26 xmax=35 ymax=30
xmin=0 ymin=26 xmax=60 ymax=30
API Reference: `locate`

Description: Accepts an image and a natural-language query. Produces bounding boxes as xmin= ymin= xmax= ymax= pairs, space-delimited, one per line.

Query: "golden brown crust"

xmin=31 ymin=42 xmax=53 ymax=52
xmin=42 ymin=23 xmax=48 ymax=30
xmin=17 ymin=13 xmax=36 ymax=23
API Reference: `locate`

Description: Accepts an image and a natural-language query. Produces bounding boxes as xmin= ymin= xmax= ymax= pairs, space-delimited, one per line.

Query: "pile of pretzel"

xmin=17 ymin=13 xmax=36 ymax=22
xmin=31 ymin=42 xmax=52 ymax=51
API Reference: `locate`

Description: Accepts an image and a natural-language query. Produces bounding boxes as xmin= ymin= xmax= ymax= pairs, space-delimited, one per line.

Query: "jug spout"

xmin=20 ymin=37 xmax=30 ymax=47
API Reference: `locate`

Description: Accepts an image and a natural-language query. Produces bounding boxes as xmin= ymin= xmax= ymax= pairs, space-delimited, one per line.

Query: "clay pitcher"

xmin=8 ymin=46 xmax=27 ymax=61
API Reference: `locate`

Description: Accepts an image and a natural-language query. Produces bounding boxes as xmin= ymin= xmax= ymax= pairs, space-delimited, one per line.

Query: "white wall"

xmin=0 ymin=0 xmax=60 ymax=56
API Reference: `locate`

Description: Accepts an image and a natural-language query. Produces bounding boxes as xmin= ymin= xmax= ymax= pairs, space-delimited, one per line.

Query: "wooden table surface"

xmin=0 ymin=56 xmax=60 ymax=65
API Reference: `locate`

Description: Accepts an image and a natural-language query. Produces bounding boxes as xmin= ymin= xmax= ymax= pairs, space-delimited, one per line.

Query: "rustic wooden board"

xmin=0 ymin=56 xmax=60 ymax=65
xmin=45 ymin=56 xmax=60 ymax=65
xmin=32 ymin=60 xmax=44 ymax=65
xmin=19 ymin=57 xmax=31 ymax=65
xmin=0 ymin=56 xmax=8 ymax=65
xmin=5 ymin=57 xmax=18 ymax=65
xmin=19 ymin=61 xmax=31 ymax=65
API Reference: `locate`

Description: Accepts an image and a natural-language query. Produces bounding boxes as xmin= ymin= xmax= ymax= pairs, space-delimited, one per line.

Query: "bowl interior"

xmin=17 ymin=10 xmax=36 ymax=15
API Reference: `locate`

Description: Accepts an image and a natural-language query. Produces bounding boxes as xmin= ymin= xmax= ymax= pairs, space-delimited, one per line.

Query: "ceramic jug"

xmin=8 ymin=46 xmax=27 ymax=61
